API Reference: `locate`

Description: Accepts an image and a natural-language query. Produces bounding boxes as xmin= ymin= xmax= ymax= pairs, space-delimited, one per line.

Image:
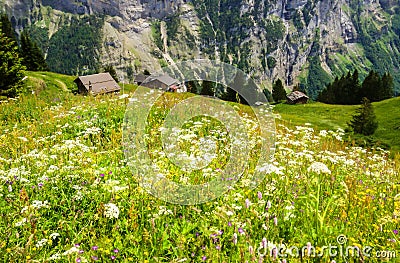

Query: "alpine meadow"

xmin=1 ymin=0 xmax=400 ymax=263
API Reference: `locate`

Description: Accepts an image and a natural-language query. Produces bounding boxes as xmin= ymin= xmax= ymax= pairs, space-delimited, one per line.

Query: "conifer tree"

xmin=272 ymin=78 xmax=286 ymax=103
xmin=200 ymin=80 xmax=215 ymax=96
xmin=380 ymin=72 xmax=394 ymax=100
xmin=351 ymin=69 xmax=361 ymax=103
xmin=360 ymin=70 xmax=381 ymax=102
xmin=0 ymin=14 xmax=17 ymax=41
xmin=20 ymin=31 xmax=48 ymax=71
xmin=0 ymin=33 xmax=26 ymax=97
xmin=186 ymin=80 xmax=200 ymax=94
xmin=348 ymin=97 xmax=378 ymax=136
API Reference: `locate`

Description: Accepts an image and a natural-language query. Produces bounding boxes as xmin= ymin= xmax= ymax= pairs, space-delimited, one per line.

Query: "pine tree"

xmin=0 ymin=14 xmax=17 ymax=42
xmin=20 ymin=31 xmax=48 ymax=71
xmin=350 ymin=69 xmax=361 ymax=104
xmin=186 ymin=80 xmax=200 ymax=94
xmin=380 ymin=73 xmax=393 ymax=100
xmin=0 ymin=33 xmax=26 ymax=97
xmin=200 ymin=80 xmax=215 ymax=96
xmin=348 ymin=97 xmax=378 ymax=136
xmin=272 ymin=79 xmax=286 ymax=103
xmin=360 ymin=70 xmax=381 ymax=102
xmin=104 ymin=65 xmax=119 ymax=82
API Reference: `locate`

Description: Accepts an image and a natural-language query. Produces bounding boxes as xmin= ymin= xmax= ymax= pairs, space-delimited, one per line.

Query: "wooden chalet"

xmin=286 ymin=91 xmax=309 ymax=104
xmin=74 ymin=73 xmax=121 ymax=96
xmin=141 ymin=74 xmax=184 ymax=92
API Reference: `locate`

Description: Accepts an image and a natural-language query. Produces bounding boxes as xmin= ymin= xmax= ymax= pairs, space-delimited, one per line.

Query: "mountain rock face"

xmin=2 ymin=0 xmax=400 ymax=96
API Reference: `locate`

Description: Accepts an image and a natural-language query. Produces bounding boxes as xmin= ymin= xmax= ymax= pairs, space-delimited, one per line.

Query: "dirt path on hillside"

xmin=54 ymin=79 xmax=69 ymax=91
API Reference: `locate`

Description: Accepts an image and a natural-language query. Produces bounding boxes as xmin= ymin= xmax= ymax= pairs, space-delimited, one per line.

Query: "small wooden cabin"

xmin=141 ymin=74 xmax=184 ymax=92
xmin=74 ymin=73 xmax=121 ymax=96
xmin=286 ymin=91 xmax=309 ymax=104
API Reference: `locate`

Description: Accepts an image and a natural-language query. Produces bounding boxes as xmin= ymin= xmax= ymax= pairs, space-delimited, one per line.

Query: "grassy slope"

xmin=274 ymin=98 xmax=400 ymax=152
xmin=21 ymin=71 xmax=400 ymax=151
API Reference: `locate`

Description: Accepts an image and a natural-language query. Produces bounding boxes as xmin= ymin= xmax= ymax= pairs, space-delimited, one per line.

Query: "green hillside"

xmin=1 ymin=71 xmax=399 ymax=262
xmin=16 ymin=72 xmax=400 ymax=153
xmin=274 ymin=98 xmax=400 ymax=152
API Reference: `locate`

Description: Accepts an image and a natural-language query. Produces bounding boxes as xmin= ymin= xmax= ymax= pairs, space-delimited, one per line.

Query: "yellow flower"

xmin=128 ymin=258 xmax=134 ymax=261
xmin=26 ymin=256 xmax=31 ymax=260
xmin=6 ymin=248 xmax=11 ymax=253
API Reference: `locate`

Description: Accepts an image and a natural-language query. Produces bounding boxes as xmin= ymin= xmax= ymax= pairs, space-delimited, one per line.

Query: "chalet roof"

xmin=74 ymin=73 xmax=120 ymax=95
xmin=286 ymin=91 xmax=309 ymax=101
xmin=145 ymin=74 xmax=179 ymax=86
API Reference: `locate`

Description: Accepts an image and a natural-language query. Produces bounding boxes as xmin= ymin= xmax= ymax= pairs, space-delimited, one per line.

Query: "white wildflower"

xmin=307 ymin=162 xmax=331 ymax=174
xmin=21 ymin=206 xmax=28 ymax=214
xmin=104 ymin=203 xmax=120 ymax=219
xmin=232 ymin=204 xmax=242 ymax=210
xmin=225 ymin=210 xmax=234 ymax=217
xmin=119 ymin=94 xmax=129 ymax=99
xmin=49 ymin=232 xmax=60 ymax=240
xmin=284 ymin=205 xmax=296 ymax=221
xmin=48 ymin=253 xmax=61 ymax=260
xmin=158 ymin=206 xmax=173 ymax=215
xmin=31 ymin=200 xmax=50 ymax=209
xmin=63 ymin=246 xmax=80 ymax=255
xmin=15 ymin=218 xmax=27 ymax=227
xmin=319 ymin=130 xmax=328 ymax=137
xmin=36 ymin=238 xmax=48 ymax=248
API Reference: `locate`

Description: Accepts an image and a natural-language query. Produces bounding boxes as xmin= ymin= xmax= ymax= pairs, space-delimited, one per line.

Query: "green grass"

xmin=0 ymin=71 xmax=399 ymax=262
xmin=21 ymin=71 xmax=400 ymax=152
xmin=273 ymin=98 xmax=400 ymax=152
xmin=274 ymin=102 xmax=355 ymax=131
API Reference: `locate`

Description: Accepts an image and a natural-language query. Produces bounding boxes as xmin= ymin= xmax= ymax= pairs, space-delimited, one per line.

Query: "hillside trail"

xmin=37 ymin=73 xmax=69 ymax=92
xmin=54 ymin=79 xmax=68 ymax=91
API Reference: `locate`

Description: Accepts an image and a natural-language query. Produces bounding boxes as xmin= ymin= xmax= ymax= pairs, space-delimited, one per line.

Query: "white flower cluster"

xmin=80 ymin=126 xmax=102 ymax=136
xmin=63 ymin=246 xmax=79 ymax=255
xmin=49 ymin=232 xmax=60 ymax=240
xmin=158 ymin=206 xmax=173 ymax=215
xmin=307 ymin=161 xmax=331 ymax=175
xmin=104 ymin=203 xmax=120 ymax=219
xmin=103 ymin=179 xmax=129 ymax=193
xmin=36 ymin=238 xmax=48 ymax=247
xmin=15 ymin=218 xmax=27 ymax=227
xmin=31 ymin=200 xmax=50 ymax=209
xmin=48 ymin=253 xmax=61 ymax=260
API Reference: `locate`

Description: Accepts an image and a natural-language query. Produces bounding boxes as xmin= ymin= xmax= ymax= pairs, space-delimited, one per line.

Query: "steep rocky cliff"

xmin=2 ymin=0 xmax=400 ymax=96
